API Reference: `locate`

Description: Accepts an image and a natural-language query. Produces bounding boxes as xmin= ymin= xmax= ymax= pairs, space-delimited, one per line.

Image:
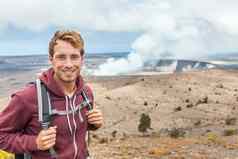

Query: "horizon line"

xmin=0 ymin=51 xmax=131 ymax=57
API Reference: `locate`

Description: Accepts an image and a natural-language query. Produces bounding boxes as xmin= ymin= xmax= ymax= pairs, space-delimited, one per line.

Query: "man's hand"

xmin=36 ymin=126 xmax=57 ymax=151
xmin=86 ymin=109 xmax=103 ymax=129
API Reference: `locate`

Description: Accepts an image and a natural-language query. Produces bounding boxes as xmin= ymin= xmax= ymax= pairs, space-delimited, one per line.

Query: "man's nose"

xmin=64 ymin=57 xmax=73 ymax=67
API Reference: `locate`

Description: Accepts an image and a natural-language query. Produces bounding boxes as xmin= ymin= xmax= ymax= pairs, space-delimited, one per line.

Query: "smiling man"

xmin=0 ymin=30 xmax=103 ymax=159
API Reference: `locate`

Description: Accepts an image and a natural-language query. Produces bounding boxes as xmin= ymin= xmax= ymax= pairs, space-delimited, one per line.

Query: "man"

xmin=0 ymin=30 xmax=103 ymax=159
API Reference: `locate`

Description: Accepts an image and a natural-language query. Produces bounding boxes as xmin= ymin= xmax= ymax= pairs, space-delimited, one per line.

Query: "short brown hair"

xmin=49 ymin=30 xmax=85 ymax=57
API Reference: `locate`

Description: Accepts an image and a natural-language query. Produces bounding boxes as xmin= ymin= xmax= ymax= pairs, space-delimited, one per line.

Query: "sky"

xmin=0 ymin=0 xmax=238 ymax=58
xmin=0 ymin=26 xmax=138 ymax=55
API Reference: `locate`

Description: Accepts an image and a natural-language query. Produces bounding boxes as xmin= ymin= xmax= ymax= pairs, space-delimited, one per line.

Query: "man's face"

xmin=50 ymin=40 xmax=83 ymax=84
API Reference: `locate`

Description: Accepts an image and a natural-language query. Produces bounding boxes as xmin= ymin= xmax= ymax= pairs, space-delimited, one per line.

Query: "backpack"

xmin=15 ymin=79 xmax=93 ymax=159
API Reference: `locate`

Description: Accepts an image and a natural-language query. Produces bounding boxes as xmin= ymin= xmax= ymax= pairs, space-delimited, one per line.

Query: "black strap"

xmin=36 ymin=79 xmax=57 ymax=158
xmin=36 ymin=79 xmax=50 ymax=124
xmin=15 ymin=154 xmax=24 ymax=159
xmin=81 ymin=89 xmax=93 ymax=111
xmin=41 ymin=82 xmax=51 ymax=123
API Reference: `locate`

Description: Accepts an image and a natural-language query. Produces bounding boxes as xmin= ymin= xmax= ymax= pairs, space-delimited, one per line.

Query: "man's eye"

xmin=71 ymin=55 xmax=80 ymax=60
xmin=56 ymin=55 xmax=66 ymax=60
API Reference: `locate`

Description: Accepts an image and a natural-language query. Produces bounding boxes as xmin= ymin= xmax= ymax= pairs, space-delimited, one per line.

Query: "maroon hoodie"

xmin=0 ymin=68 xmax=94 ymax=159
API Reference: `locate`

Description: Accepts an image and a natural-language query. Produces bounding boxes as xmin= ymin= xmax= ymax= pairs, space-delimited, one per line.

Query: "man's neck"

xmin=62 ymin=82 xmax=76 ymax=96
xmin=54 ymin=76 xmax=77 ymax=96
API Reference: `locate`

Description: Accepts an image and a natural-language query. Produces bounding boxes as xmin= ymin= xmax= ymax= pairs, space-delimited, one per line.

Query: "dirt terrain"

xmin=89 ymin=69 xmax=238 ymax=159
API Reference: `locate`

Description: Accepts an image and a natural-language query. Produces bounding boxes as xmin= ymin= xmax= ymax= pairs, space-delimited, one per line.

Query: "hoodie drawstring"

xmin=71 ymin=95 xmax=78 ymax=159
xmin=65 ymin=96 xmax=73 ymax=136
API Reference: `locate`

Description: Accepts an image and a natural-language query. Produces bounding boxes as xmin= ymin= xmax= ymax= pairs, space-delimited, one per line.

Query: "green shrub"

xmin=138 ymin=113 xmax=151 ymax=135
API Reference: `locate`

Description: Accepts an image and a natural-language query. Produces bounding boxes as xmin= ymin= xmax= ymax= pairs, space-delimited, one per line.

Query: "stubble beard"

xmin=56 ymin=69 xmax=80 ymax=84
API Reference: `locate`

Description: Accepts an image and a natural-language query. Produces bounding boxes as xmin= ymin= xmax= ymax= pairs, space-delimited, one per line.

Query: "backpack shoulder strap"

xmin=36 ymin=79 xmax=51 ymax=125
xmin=81 ymin=85 xmax=93 ymax=111
xmin=82 ymin=84 xmax=99 ymax=131
xmin=36 ymin=79 xmax=57 ymax=158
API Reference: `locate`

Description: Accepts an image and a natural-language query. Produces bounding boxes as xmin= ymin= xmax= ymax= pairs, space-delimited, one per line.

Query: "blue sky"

xmin=0 ymin=0 xmax=238 ymax=58
xmin=0 ymin=25 xmax=139 ymax=56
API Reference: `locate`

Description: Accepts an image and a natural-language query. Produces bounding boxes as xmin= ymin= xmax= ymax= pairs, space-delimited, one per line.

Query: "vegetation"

xmin=138 ymin=113 xmax=151 ymax=135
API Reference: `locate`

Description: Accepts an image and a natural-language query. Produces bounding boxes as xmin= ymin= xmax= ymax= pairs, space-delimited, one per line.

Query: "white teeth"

xmin=63 ymin=70 xmax=74 ymax=73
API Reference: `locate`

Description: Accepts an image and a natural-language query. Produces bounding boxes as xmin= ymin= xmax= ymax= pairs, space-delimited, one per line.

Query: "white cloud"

xmin=0 ymin=0 xmax=238 ymax=34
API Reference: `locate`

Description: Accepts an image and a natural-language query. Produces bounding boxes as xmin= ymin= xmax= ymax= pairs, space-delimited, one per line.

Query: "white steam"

xmin=94 ymin=53 xmax=143 ymax=76
xmin=93 ymin=0 xmax=238 ymax=75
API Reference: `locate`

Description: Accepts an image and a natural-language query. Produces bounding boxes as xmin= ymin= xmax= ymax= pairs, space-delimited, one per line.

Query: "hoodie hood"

xmin=39 ymin=68 xmax=85 ymax=97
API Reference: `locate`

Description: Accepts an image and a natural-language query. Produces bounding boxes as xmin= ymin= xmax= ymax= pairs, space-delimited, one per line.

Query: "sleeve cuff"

xmin=26 ymin=135 xmax=38 ymax=151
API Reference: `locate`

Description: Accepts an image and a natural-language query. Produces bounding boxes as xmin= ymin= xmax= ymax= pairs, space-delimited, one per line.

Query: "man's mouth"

xmin=63 ymin=69 xmax=75 ymax=73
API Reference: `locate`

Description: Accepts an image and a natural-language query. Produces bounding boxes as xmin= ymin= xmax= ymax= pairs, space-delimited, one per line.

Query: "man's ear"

xmin=49 ymin=55 xmax=53 ymax=63
xmin=81 ymin=55 xmax=84 ymax=66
